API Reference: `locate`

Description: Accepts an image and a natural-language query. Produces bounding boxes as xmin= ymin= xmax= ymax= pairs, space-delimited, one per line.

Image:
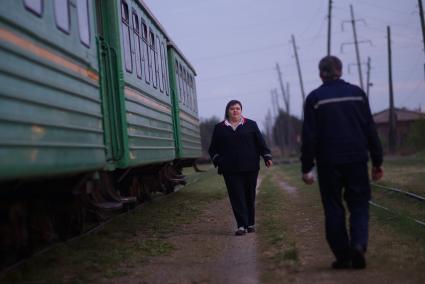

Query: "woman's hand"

xmin=265 ymin=160 xmax=273 ymax=168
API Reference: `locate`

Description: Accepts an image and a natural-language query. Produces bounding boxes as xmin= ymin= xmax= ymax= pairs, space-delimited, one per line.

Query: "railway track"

xmin=370 ymin=182 xmax=425 ymax=228
xmin=371 ymin=183 xmax=425 ymax=202
xmin=369 ymin=201 xmax=425 ymax=228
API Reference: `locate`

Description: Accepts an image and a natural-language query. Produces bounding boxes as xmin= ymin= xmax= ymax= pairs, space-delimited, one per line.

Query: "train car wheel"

xmin=53 ymin=196 xmax=85 ymax=240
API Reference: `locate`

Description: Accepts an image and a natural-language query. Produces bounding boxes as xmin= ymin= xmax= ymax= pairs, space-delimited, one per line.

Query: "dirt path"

xmin=109 ymin=197 xmax=259 ymax=284
xmin=97 ymin=170 xmax=425 ymax=284
xmin=273 ymin=172 xmax=425 ymax=284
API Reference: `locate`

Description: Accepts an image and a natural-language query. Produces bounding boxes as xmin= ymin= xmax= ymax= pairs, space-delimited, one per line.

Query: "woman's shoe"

xmin=235 ymin=227 xmax=247 ymax=236
xmin=247 ymin=225 xmax=256 ymax=233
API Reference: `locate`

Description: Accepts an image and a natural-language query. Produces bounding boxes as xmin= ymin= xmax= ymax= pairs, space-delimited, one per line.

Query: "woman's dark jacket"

xmin=208 ymin=118 xmax=272 ymax=174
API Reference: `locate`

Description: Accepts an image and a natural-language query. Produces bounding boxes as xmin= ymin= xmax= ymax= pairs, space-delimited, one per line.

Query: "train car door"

xmin=95 ymin=0 xmax=129 ymax=169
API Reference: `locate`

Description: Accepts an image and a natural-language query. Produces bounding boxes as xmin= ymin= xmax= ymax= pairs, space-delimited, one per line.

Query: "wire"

xmin=199 ymin=67 xmax=275 ymax=82
xmin=355 ymin=0 xmax=416 ymax=16
xmin=192 ymin=42 xmax=291 ymax=62
xmin=199 ymin=89 xmax=273 ymax=102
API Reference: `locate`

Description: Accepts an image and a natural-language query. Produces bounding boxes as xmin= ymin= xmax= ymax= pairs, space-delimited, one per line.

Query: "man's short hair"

xmin=319 ymin=56 xmax=342 ymax=80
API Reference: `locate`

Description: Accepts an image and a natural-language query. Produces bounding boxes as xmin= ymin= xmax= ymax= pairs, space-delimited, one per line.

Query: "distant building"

xmin=373 ymin=107 xmax=425 ymax=148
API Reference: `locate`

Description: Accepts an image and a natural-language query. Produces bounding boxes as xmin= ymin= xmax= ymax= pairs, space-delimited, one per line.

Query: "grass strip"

xmin=2 ymin=169 xmax=227 ymax=284
xmin=256 ymin=170 xmax=298 ymax=283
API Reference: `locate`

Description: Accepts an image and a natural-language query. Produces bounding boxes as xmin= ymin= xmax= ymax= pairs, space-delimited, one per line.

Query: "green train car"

xmin=0 ymin=0 xmax=201 ymax=264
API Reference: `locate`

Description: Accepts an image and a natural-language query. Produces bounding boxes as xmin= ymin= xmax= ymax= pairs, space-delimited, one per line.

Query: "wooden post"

xmin=350 ymin=5 xmax=364 ymax=90
xmin=387 ymin=26 xmax=397 ymax=153
xmin=327 ymin=0 xmax=333 ymax=55
xmin=291 ymin=34 xmax=306 ymax=103
xmin=366 ymin=56 xmax=371 ymax=97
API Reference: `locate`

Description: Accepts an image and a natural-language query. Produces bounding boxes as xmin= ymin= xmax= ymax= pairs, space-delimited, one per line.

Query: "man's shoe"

xmin=331 ymin=260 xmax=351 ymax=269
xmin=351 ymin=247 xmax=366 ymax=269
xmin=247 ymin=225 xmax=256 ymax=233
xmin=235 ymin=227 xmax=247 ymax=236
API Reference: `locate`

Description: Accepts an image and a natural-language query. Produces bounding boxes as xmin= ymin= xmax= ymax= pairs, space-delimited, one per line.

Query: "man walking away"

xmin=300 ymin=55 xmax=383 ymax=269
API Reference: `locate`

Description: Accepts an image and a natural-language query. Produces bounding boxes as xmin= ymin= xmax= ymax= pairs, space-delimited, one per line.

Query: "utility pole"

xmin=264 ymin=109 xmax=273 ymax=147
xmin=350 ymin=5 xmax=364 ymax=90
xmin=286 ymin=82 xmax=293 ymax=154
xmin=366 ymin=56 xmax=371 ymax=98
xmin=419 ymin=0 xmax=425 ymax=53
xmin=270 ymin=90 xmax=278 ymax=118
xmin=271 ymin=89 xmax=283 ymax=152
xmin=273 ymin=88 xmax=281 ymax=113
xmin=418 ymin=0 xmax=425 ymax=78
xmin=276 ymin=63 xmax=289 ymax=115
xmin=291 ymin=34 xmax=306 ymax=103
xmin=327 ymin=0 xmax=333 ymax=55
xmin=270 ymin=92 xmax=276 ymax=118
xmin=275 ymin=63 xmax=291 ymax=154
xmin=387 ymin=26 xmax=397 ymax=153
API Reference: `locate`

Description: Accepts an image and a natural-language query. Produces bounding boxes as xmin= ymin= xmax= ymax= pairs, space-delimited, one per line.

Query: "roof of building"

xmin=373 ymin=108 xmax=425 ymax=124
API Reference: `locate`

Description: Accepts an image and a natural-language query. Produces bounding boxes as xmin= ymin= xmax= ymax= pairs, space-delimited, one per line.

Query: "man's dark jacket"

xmin=301 ymin=79 xmax=383 ymax=173
xmin=208 ymin=118 xmax=272 ymax=174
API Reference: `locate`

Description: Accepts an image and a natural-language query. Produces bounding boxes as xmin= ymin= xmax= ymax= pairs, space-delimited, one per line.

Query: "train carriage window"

xmin=180 ymin=65 xmax=186 ymax=106
xmin=141 ymin=20 xmax=150 ymax=84
xmin=191 ymin=76 xmax=196 ymax=112
xmin=185 ymin=69 xmax=190 ymax=108
xmin=54 ymin=0 xmax=70 ymax=33
xmin=182 ymin=68 xmax=188 ymax=108
xmin=149 ymin=30 xmax=157 ymax=88
xmin=176 ymin=61 xmax=182 ymax=102
xmin=24 ymin=0 xmax=43 ymax=16
xmin=156 ymin=36 xmax=164 ymax=93
xmin=132 ymin=11 xmax=142 ymax=79
xmin=188 ymin=73 xmax=193 ymax=111
xmin=160 ymin=42 xmax=168 ymax=95
xmin=188 ymin=75 xmax=193 ymax=111
xmin=121 ymin=1 xmax=132 ymax=72
xmin=193 ymin=75 xmax=198 ymax=113
xmin=77 ymin=0 xmax=90 ymax=47
xmin=184 ymin=69 xmax=191 ymax=110
xmin=178 ymin=63 xmax=184 ymax=104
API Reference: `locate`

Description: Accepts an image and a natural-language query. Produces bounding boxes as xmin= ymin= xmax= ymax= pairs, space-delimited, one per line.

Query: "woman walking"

xmin=209 ymin=100 xmax=273 ymax=236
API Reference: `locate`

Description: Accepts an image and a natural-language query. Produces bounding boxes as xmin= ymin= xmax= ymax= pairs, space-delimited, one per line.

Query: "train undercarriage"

xmin=0 ymin=159 xmax=197 ymax=268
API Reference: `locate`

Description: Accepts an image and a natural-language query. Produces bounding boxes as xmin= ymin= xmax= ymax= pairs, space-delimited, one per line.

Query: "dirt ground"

xmin=273 ymin=173 xmax=424 ymax=284
xmin=99 ymin=170 xmax=425 ymax=284
xmin=105 ymin=197 xmax=259 ymax=284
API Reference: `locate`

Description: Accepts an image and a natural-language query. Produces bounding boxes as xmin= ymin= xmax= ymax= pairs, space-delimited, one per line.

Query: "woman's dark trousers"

xmin=223 ymin=171 xmax=259 ymax=229
xmin=317 ymin=162 xmax=371 ymax=262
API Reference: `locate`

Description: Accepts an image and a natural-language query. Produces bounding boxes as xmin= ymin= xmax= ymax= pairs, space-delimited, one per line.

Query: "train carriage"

xmin=0 ymin=0 xmax=103 ymax=180
xmin=116 ymin=0 xmax=176 ymax=166
xmin=0 ymin=0 xmax=201 ymax=266
xmin=168 ymin=45 xmax=202 ymax=164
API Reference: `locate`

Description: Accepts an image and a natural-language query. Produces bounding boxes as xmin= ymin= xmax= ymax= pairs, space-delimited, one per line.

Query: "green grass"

xmin=376 ymin=154 xmax=425 ymax=195
xmin=369 ymin=154 xmax=425 ymax=241
xmin=256 ymin=170 xmax=299 ymax=283
xmin=278 ymin=161 xmax=425 ymax=252
xmin=1 ymin=169 xmax=227 ymax=284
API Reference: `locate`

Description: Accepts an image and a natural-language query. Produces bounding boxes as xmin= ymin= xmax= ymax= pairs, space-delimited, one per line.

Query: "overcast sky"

xmin=144 ymin=0 xmax=425 ymax=128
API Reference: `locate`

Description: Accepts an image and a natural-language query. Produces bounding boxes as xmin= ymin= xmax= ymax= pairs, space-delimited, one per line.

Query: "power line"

xmin=192 ymin=29 xmax=349 ymax=63
xmin=401 ymin=80 xmax=425 ymax=105
xmin=192 ymin=42 xmax=291 ymax=62
xmin=199 ymin=89 xmax=273 ymax=102
xmin=355 ymin=0 xmax=416 ymax=16
xmin=199 ymin=67 xmax=275 ymax=82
